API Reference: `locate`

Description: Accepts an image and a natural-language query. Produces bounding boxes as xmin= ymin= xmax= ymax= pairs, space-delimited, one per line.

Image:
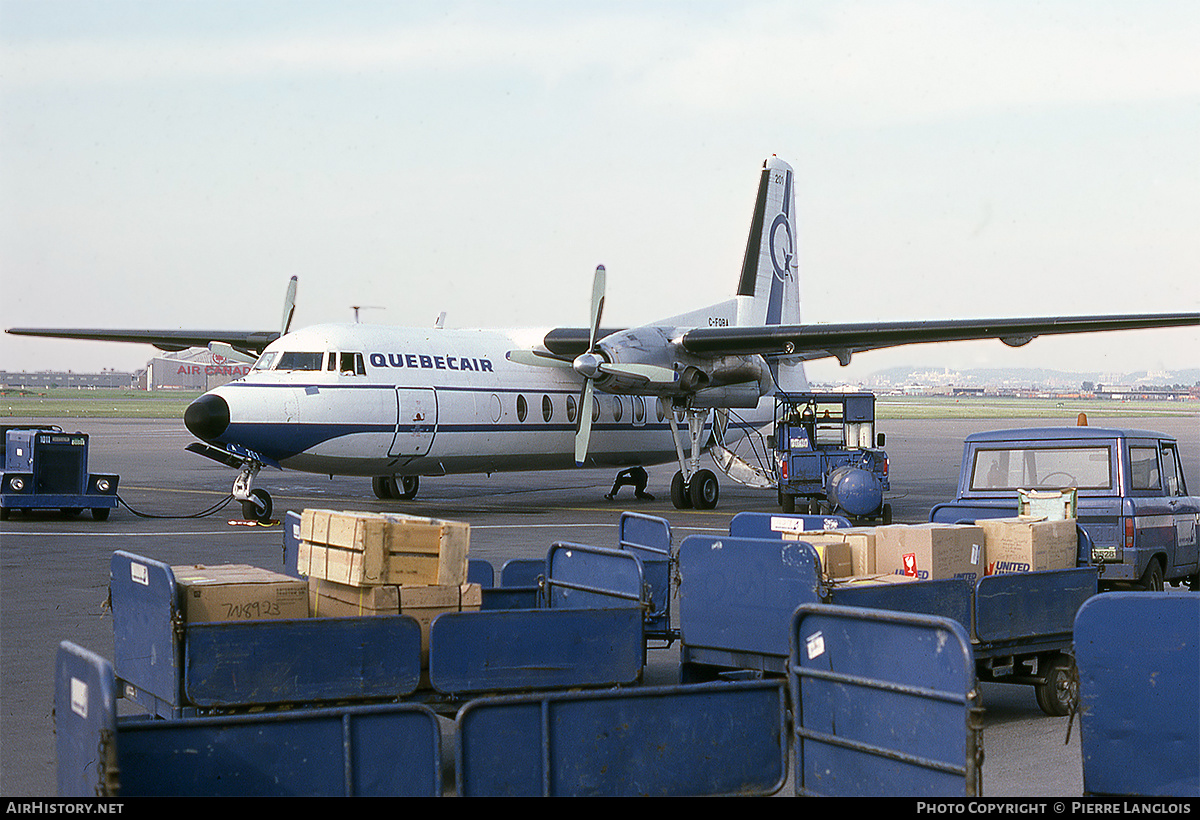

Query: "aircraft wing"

xmin=5 ymin=328 xmax=279 ymax=355
xmin=676 ymin=313 xmax=1200 ymax=365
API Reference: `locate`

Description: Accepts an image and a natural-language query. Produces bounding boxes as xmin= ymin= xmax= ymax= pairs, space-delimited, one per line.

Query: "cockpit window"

xmin=339 ymin=352 xmax=366 ymax=375
xmin=252 ymin=351 xmax=278 ymax=371
xmin=275 ymin=352 xmax=325 ymax=371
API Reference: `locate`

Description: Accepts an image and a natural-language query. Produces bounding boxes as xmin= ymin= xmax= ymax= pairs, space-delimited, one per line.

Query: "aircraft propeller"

xmin=573 ymin=265 xmax=607 ymax=465
xmin=281 ymin=276 xmax=298 ymax=335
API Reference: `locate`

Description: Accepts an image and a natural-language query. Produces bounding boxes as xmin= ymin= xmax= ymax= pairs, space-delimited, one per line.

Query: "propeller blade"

xmin=281 ymin=276 xmax=298 ymax=336
xmin=588 ymin=265 xmax=606 ymax=350
xmin=575 ymin=379 xmax=595 ymax=466
xmin=506 ymin=349 xmax=573 ymax=368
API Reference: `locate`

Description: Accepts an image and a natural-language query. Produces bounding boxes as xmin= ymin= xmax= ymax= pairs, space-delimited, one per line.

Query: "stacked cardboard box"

xmin=976 ymin=516 xmax=1077 ymax=575
xmin=296 ymin=509 xmax=480 ymax=676
xmin=873 ymin=523 xmax=986 ymax=582
xmin=783 ymin=528 xmax=878 ymax=577
xmin=172 ymin=564 xmax=309 ymax=623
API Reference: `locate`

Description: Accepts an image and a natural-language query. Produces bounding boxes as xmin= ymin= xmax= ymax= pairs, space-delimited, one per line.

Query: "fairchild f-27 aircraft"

xmin=8 ymin=157 xmax=1199 ymax=521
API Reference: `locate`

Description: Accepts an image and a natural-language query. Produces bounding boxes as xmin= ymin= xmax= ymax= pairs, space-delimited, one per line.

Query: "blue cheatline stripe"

xmin=215 ymin=418 xmax=751 ymax=463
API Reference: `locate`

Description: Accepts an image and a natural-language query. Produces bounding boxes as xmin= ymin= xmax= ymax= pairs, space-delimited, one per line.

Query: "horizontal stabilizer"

xmin=7 ymin=328 xmax=278 ymax=355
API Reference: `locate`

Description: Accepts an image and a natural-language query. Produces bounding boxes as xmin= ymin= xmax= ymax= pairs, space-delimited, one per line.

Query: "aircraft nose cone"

xmin=185 ymin=394 xmax=230 ymax=441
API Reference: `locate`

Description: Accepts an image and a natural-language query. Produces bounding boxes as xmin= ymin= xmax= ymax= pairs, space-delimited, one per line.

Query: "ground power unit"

xmin=1 ymin=426 xmax=119 ymax=520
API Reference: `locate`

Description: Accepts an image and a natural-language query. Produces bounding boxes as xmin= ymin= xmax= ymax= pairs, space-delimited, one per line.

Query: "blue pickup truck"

xmin=930 ymin=424 xmax=1199 ymax=591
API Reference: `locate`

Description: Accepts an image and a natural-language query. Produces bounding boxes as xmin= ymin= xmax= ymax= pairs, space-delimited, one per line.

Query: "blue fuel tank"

xmin=826 ymin=465 xmax=884 ymax=517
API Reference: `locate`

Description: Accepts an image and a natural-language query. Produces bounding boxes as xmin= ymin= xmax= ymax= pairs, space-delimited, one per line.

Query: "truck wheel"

xmin=1139 ymin=559 xmax=1165 ymax=592
xmin=0 ymin=508 xmax=8 ymax=521
xmin=1035 ymin=657 xmax=1076 ymax=717
xmin=91 ymin=508 xmax=110 ymax=521
xmin=782 ymin=493 xmax=796 ymax=513
xmin=880 ymin=503 xmax=893 ymax=525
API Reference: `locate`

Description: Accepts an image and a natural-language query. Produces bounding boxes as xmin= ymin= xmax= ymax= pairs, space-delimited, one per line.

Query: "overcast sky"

xmin=2 ymin=0 xmax=1197 ymax=383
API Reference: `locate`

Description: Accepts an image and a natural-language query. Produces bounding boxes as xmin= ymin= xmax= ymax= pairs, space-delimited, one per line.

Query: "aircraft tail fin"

xmin=735 ymin=156 xmax=800 ymax=328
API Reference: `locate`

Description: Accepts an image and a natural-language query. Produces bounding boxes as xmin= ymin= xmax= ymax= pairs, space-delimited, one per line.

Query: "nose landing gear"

xmin=232 ymin=460 xmax=274 ymax=523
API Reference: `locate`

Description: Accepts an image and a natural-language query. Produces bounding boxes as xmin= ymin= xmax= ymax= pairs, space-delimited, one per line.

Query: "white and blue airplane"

xmin=10 ymin=157 xmax=1199 ymax=520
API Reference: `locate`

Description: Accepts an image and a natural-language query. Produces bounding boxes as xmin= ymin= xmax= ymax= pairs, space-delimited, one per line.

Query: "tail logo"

xmin=765 ymin=168 xmax=794 ymax=325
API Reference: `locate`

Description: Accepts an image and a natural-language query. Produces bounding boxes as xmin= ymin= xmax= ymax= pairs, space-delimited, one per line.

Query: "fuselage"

xmin=184 ymin=323 xmax=772 ymax=477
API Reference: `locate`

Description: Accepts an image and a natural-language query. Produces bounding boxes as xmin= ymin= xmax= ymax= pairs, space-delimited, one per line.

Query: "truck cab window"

xmin=1161 ymin=444 xmax=1184 ymax=495
xmin=1129 ymin=446 xmax=1161 ymax=491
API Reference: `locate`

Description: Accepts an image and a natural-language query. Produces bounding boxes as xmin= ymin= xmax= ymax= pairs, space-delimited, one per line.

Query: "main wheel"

xmin=372 ymin=476 xmax=393 ymax=499
xmin=391 ymin=476 xmax=419 ymax=500
xmin=241 ymin=488 xmax=273 ymax=523
xmin=688 ymin=469 xmax=719 ymax=510
xmin=1139 ymin=558 xmax=1165 ymax=591
xmin=670 ymin=471 xmax=692 ymax=510
xmin=1035 ymin=656 xmax=1077 ymax=717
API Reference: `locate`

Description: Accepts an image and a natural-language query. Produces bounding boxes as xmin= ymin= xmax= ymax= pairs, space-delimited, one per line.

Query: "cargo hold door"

xmin=390 ymin=388 xmax=437 ymax=458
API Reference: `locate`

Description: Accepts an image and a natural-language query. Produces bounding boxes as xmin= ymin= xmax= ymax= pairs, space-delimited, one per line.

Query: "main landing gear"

xmin=666 ymin=407 xmax=722 ymax=510
xmin=372 ymin=475 xmax=420 ymax=501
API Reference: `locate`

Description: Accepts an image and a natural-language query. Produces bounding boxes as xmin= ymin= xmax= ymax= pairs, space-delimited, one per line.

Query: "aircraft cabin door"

xmin=390 ymin=388 xmax=437 ymax=458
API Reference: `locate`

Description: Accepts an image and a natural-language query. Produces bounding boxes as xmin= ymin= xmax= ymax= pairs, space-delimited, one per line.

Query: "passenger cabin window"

xmin=542 ymin=395 xmax=553 ymax=422
xmin=517 ymin=395 xmax=528 ymax=422
xmin=276 ymin=352 xmax=324 ymax=371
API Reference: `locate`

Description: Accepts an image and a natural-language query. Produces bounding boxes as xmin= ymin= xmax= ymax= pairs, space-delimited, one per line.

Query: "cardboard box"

xmin=787 ymin=535 xmax=854 ymax=579
xmin=874 ymin=524 xmax=986 ymax=582
xmin=977 ymin=516 xmax=1077 ymax=575
xmin=172 ymin=564 xmax=309 ymax=623
xmin=298 ymin=509 xmax=469 ymax=586
xmin=307 ymin=578 xmax=483 ymax=667
xmin=1017 ymin=489 xmax=1078 ymax=521
xmin=790 ymin=529 xmax=877 ymax=576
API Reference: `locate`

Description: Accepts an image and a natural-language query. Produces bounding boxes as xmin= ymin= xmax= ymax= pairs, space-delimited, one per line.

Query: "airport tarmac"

xmin=2 ymin=413 xmax=1196 ymax=797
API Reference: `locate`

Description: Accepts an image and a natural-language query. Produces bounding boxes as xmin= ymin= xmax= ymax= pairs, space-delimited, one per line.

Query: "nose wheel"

xmin=240 ymin=488 xmax=273 ymax=522
xmin=232 ymin=460 xmax=274 ymax=523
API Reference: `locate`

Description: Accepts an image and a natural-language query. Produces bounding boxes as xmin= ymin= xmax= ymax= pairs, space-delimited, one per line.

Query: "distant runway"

xmin=2 ymin=414 xmax=1196 ymax=796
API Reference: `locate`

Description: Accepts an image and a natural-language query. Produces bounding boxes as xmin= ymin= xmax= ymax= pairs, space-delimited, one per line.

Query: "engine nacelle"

xmin=826 ymin=465 xmax=884 ymax=517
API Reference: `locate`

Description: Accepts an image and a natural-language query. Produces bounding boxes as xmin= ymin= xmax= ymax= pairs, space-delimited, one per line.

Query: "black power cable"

xmin=116 ymin=493 xmax=237 ymax=520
